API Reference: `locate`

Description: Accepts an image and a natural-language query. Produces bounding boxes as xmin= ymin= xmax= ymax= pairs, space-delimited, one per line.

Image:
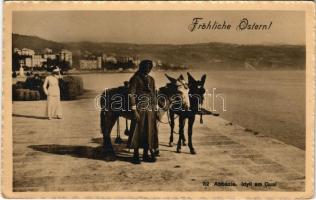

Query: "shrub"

xmin=12 ymin=75 xmax=84 ymax=101
xmin=59 ymin=76 xmax=84 ymax=100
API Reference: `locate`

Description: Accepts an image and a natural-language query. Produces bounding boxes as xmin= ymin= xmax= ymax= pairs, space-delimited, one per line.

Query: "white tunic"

xmin=43 ymin=75 xmax=62 ymax=118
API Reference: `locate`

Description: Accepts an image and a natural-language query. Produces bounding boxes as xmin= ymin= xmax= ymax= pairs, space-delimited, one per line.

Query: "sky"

xmin=13 ymin=11 xmax=305 ymax=45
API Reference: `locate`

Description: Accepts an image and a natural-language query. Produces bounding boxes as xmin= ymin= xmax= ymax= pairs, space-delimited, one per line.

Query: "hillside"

xmin=12 ymin=34 xmax=64 ymax=52
xmin=12 ymin=33 xmax=305 ymax=70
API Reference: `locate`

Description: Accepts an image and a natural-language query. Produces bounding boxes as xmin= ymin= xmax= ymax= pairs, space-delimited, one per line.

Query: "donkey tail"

xmin=100 ymin=92 xmax=107 ymax=134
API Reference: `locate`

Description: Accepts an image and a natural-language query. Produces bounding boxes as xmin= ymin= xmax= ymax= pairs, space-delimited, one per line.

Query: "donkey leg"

xmin=182 ymin=126 xmax=187 ymax=146
xmin=182 ymin=138 xmax=187 ymax=146
xmin=103 ymin=134 xmax=115 ymax=160
xmin=188 ymin=115 xmax=196 ymax=154
xmin=176 ymin=115 xmax=186 ymax=153
xmin=101 ymin=111 xmax=118 ymax=160
xmin=124 ymin=118 xmax=130 ymax=136
xmin=169 ymin=111 xmax=175 ymax=147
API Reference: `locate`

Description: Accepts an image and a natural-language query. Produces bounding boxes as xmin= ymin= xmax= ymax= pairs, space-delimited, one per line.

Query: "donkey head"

xmin=187 ymin=72 xmax=206 ymax=111
xmin=165 ymin=74 xmax=190 ymax=109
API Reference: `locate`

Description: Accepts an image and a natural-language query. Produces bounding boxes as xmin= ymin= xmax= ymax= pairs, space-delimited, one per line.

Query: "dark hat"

xmin=47 ymin=65 xmax=58 ymax=72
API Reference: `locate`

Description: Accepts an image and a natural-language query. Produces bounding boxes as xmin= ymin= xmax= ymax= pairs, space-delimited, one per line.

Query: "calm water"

xmin=78 ymin=70 xmax=305 ymax=150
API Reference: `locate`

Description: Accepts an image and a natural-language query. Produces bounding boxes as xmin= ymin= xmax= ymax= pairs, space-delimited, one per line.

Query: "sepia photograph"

xmin=2 ymin=2 xmax=314 ymax=199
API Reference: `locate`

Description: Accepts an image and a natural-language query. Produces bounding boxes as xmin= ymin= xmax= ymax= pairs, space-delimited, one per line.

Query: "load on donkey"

xmin=100 ymin=59 xmax=219 ymax=163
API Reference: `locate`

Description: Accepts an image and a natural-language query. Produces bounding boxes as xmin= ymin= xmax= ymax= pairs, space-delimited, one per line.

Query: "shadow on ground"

xmin=28 ymin=144 xmax=132 ymax=163
xmin=91 ymin=137 xmax=128 ymax=146
xmin=13 ymin=114 xmax=47 ymax=120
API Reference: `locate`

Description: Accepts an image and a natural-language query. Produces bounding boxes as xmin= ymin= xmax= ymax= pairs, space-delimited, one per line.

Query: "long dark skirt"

xmin=131 ymin=110 xmax=158 ymax=150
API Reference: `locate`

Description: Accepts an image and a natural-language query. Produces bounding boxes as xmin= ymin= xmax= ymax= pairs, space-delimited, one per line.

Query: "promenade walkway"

xmin=12 ymin=91 xmax=305 ymax=192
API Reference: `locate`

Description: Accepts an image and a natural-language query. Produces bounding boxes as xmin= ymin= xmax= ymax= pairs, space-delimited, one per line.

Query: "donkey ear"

xmin=178 ymin=74 xmax=184 ymax=80
xmin=201 ymin=74 xmax=206 ymax=86
xmin=165 ymin=74 xmax=177 ymax=83
xmin=187 ymin=72 xmax=196 ymax=85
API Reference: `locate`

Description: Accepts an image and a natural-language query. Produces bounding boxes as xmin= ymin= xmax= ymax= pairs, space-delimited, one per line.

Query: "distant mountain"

xmin=12 ymin=33 xmax=305 ymax=70
xmin=12 ymin=34 xmax=64 ymax=52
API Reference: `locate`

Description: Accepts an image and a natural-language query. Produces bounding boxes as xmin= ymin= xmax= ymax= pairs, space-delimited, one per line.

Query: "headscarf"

xmin=138 ymin=60 xmax=153 ymax=75
xmin=138 ymin=60 xmax=153 ymax=92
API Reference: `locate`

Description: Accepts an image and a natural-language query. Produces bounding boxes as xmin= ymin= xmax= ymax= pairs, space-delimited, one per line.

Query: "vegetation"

xmin=12 ymin=75 xmax=84 ymax=101
xmin=12 ymin=33 xmax=305 ymax=70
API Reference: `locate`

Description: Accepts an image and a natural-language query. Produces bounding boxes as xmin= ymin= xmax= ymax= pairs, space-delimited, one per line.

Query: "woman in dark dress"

xmin=129 ymin=60 xmax=158 ymax=164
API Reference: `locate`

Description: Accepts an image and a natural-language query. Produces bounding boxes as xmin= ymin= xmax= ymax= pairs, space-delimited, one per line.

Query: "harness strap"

xmin=157 ymin=110 xmax=178 ymax=135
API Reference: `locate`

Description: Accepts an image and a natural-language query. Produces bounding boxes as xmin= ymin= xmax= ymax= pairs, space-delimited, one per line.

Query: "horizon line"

xmin=12 ymin=33 xmax=306 ymax=47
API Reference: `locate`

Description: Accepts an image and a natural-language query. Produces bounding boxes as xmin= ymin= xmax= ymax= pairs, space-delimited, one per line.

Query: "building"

xmin=18 ymin=55 xmax=47 ymax=69
xmin=42 ymin=48 xmax=56 ymax=60
xmin=17 ymin=57 xmax=32 ymax=68
xmin=79 ymin=59 xmax=98 ymax=70
xmin=32 ymin=55 xmax=47 ymax=68
xmin=116 ymin=56 xmax=130 ymax=63
xmin=13 ymin=47 xmax=75 ymax=70
xmin=14 ymin=48 xmax=22 ymax=55
xmin=97 ymin=56 xmax=102 ymax=69
xmin=42 ymin=48 xmax=53 ymax=54
xmin=19 ymin=57 xmax=32 ymax=68
xmin=60 ymin=49 xmax=73 ymax=66
xmin=105 ymin=56 xmax=117 ymax=64
xmin=43 ymin=54 xmax=56 ymax=60
xmin=21 ymin=48 xmax=35 ymax=56
xmin=102 ymin=53 xmax=107 ymax=62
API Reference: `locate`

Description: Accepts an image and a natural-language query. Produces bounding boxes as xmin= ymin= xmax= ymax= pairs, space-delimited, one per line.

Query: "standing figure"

xmin=43 ymin=67 xmax=63 ymax=120
xmin=129 ymin=60 xmax=158 ymax=164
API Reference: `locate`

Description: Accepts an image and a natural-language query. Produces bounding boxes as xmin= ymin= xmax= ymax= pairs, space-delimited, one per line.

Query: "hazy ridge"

xmin=12 ymin=33 xmax=305 ymax=70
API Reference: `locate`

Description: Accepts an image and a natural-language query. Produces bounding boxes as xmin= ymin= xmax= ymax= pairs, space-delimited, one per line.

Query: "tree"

xmin=59 ymin=60 xmax=71 ymax=71
xmin=12 ymin=52 xmax=21 ymax=71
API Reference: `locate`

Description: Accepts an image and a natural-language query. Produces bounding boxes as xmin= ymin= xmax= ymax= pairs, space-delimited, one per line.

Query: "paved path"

xmin=12 ymin=92 xmax=305 ymax=192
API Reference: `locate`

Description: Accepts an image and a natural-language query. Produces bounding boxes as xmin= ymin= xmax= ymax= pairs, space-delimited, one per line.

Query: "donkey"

xmin=163 ymin=74 xmax=190 ymax=147
xmin=99 ymin=83 xmax=133 ymax=160
xmin=164 ymin=72 xmax=207 ymax=154
xmin=99 ymin=76 xmax=189 ymax=160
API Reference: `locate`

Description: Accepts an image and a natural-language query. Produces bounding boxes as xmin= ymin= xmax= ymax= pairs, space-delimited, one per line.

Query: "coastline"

xmin=12 ymin=69 xmax=306 ymax=150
